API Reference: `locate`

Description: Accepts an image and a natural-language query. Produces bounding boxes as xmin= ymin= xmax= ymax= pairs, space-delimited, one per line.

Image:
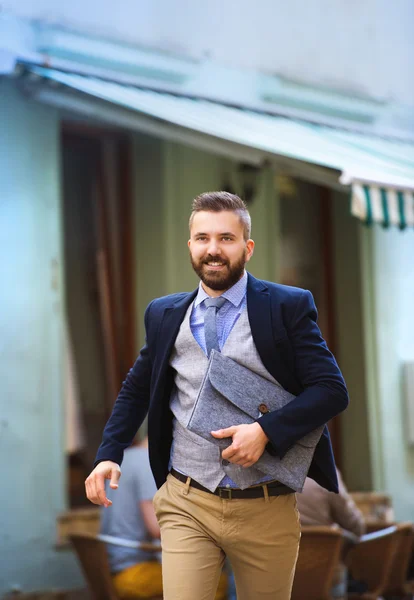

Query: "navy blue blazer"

xmin=95 ymin=273 xmax=349 ymax=493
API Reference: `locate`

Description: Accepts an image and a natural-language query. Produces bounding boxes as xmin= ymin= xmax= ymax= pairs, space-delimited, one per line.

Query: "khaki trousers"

xmin=153 ymin=474 xmax=300 ymax=600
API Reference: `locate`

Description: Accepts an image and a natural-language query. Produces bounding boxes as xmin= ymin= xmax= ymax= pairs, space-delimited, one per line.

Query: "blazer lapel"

xmin=155 ymin=290 xmax=198 ymax=373
xmin=247 ymin=273 xmax=297 ymax=393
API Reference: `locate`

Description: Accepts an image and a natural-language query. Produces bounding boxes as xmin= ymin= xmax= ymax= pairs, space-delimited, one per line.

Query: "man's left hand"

xmin=211 ymin=423 xmax=269 ymax=468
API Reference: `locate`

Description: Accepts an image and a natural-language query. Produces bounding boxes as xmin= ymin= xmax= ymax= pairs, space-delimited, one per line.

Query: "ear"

xmin=245 ymin=239 xmax=255 ymax=262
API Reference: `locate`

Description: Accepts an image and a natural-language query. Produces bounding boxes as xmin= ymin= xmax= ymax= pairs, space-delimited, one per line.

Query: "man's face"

xmin=188 ymin=211 xmax=254 ymax=294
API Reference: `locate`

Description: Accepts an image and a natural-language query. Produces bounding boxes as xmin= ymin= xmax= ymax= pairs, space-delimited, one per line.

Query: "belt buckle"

xmin=218 ymin=487 xmax=232 ymax=500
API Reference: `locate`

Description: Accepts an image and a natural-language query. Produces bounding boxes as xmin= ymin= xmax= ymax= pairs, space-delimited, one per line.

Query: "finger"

xmin=96 ymin=474 xmax=111 ymax=507
xmin=86 ymin=477 xmax=100 ymax=505
xmin=86 ymin=479 xmax=94 ymax=502
xmin=211 ymin=426 xmax=237 ymax=438
xmin=85 ymin=479 xmax=92 ymax=502
xmin=110 ymin=467 xmax=121 ymax=489
xmin=222 ymin=444 xmax=238 ymax=460
xmin=225 ymin=451 xmax=246 ymax=465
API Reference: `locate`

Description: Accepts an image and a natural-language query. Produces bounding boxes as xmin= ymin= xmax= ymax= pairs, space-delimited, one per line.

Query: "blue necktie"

xmin=204 ymin=297 xmax=226 ymax=357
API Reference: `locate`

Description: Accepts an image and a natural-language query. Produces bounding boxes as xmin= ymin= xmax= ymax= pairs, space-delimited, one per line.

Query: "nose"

xmin=207 ymin=239 xmax=221 ymax=256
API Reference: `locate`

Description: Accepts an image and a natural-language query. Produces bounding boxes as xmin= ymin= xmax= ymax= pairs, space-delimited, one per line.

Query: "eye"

xmin=222 ymin=236 xmax=233 ymax=242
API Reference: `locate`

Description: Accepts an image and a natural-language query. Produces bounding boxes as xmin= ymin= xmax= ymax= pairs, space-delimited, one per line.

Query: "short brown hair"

xmin=189 ymin=191 xmax=251 ymax=240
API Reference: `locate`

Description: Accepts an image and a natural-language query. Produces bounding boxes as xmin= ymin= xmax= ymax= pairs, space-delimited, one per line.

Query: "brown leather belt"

xmin=170 ymin=468 xmax=294 ymax=499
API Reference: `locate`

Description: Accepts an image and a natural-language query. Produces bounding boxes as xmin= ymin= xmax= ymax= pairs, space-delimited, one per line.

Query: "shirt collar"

xmin=194 ymin=270 xmax=248 ymax=308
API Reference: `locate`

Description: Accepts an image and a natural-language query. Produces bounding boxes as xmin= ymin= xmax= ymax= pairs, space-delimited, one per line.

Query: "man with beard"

xmin=86 ymin=191 xmax=349 ymax=600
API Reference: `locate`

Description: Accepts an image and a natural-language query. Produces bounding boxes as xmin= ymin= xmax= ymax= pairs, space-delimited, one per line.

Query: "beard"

xmin=190 ymin=251 xmax=247 ymax=291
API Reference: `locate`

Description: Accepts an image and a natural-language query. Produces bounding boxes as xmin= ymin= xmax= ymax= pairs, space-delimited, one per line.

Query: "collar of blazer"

xmin=246 ymin=274 xmax=297 ymax=393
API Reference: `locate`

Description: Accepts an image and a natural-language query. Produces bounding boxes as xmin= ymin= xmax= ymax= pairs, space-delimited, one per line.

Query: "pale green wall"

xmin=162 ymin=141 xmax=226 ymax=295
xmin=0 ymin=81 xmax=82 ymax=594
xmin=334 ymin=201 xmax=414 ymax=516
xmin=363 ymin=225 xmax=414 ymax=519
xmin=132 ymin=136 xmax=277 ymax=348
xmin=247 ymin=168 xmax=280 ymax=283
xmin=332 ymin=192 xmax=372 ymax=490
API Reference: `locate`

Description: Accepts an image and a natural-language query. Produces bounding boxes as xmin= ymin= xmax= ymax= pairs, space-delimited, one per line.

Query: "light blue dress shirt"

xmin=190 ymin=270 xmax=248 ymax=354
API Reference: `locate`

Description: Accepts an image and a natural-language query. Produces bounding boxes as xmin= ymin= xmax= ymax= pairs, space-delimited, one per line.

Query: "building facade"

xmin=1 ymin=2 xmax=414 ymax=594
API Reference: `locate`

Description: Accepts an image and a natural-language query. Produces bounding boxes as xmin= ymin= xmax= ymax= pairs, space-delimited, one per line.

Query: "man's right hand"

xmin=85 ymin=461 xmax=121 ymax=507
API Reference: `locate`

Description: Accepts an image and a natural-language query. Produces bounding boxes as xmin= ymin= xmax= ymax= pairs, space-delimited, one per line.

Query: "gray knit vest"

xmin=169 ymin=302 xmax=284 ymax=491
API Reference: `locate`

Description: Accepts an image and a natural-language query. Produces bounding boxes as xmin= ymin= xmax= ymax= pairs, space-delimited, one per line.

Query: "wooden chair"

xmin=346 ymin=525 xmax=399 ymax=600
xmin=291 ymin=526 xmax=345 ymax=600
xmin=69 ymin=533 xmax=162 ymax=600
xmin=351 ymin=492 xmax=395 ymax=528
xmin=57 ymin=507 xmax=100 ymax=547
xmin=382 ymin=522 xmax=414 ymax=598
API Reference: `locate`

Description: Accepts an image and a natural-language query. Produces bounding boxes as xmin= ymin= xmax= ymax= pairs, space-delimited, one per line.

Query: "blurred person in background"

xmin=297 ymin=468 xmax=366 ymax=597
xmin=101 ymin=435 xmax=227 ymax=600
xmin=100 ymin=436 xmax=162 ymax=599
xmin=297 ymin=468 xmax=365 ymax=534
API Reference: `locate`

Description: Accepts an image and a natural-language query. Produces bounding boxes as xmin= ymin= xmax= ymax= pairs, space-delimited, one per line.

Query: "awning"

xmin=349 ymin=183 xmax=414 ymax=229
xmin=22 ymin=65 xmax=414 ymax=228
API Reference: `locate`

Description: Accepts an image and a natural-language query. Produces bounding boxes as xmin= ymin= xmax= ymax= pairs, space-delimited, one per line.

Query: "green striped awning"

xmin=351 ymin=183 xmax=414 ymax=229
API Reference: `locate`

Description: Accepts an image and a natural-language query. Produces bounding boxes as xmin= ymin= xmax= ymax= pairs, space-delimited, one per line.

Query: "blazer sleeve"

xmin=94 ymin=301 xmax=155 ymax=467
xmin=258 ymin=289 xmax=349 ymax=457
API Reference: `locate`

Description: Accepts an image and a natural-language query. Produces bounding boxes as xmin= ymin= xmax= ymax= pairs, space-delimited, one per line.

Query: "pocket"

xmin=292 ymin=494 xmax=301 ymax=540
xmin=152 ymin=480 xmax=167 ymax=516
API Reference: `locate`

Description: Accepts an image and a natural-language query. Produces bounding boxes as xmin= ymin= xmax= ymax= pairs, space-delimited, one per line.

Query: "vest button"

xmin=258 ymin=403 xmax=269 ymax=414
xmin=222 ymin=459 xmax=230 ymax=466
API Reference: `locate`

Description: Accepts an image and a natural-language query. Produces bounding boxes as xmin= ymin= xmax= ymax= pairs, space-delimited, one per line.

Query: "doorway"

xmin=278 ymin=177 xmax=342 ymax=467
xmin=61 ymin=125 xmax=135 ymax=506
